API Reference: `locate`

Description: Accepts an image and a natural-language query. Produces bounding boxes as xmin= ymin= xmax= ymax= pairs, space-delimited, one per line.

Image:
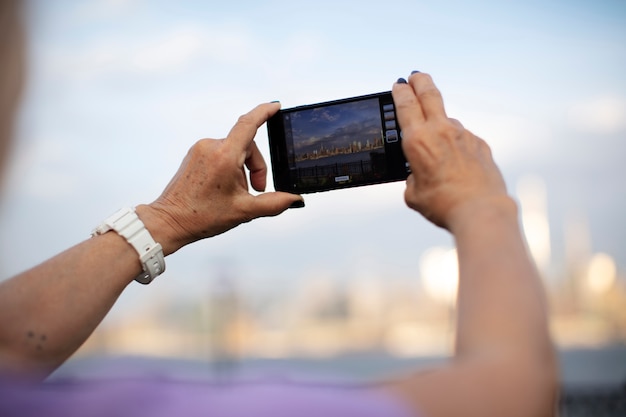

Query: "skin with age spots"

xmin=25 ymin=331 xmax=47 ymax=352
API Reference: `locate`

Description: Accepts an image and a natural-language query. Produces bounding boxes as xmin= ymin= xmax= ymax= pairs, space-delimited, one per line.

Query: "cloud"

xmin=35 ymin=24 xmax=261 ymax=82
xmin=568 ymin=95 xmax=626 ymax=134
xmin=131 ymin=29 xmax=205 ymax=73
xmin=71 ymin=0 xmax=141 ymax=20
xmin=456 ymin=110 xmax=554 ymax=165
xmin=5 ymin=139 xmax=80 ymax=201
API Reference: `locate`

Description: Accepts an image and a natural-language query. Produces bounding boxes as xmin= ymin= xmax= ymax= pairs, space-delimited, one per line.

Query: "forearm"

xmin=386 ymin=73 xmax=557 ymax=417
xmin=0 ymin=103 xmax=299 ymax=380
xmin=449 ymin=196 xmax=553 ymax=361
xmin=441 ymin=196 xmax=557 ymax=415
xmin=385 ymin=197 xmax=557 ymax=417
xmin=0 ymin=231 xmax=139 ymax=378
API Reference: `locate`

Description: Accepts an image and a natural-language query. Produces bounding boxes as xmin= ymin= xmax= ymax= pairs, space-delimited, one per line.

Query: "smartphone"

xmin=267 ymin=91 xmax=410 ymax=194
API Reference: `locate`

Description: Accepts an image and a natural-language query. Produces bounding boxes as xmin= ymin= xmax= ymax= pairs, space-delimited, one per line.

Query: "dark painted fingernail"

xmin=411 ymin=70 xmax=420 ymax=75
xmin=397 ymin=78 xmax=407 ymax=84
xmin=270 ymin=100 xmax=280 ymax=103
xmin=289 ymin=199 xmax=305 ymax=209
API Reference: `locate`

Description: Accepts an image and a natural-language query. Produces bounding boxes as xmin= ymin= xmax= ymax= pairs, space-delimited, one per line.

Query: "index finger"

xmin=392 ymin=78 xmax=425 ymax=134
xmin=409 ymin=72 xmax=447 ymax=120
xmin=226 ymin=102 xmax=282 ymax=151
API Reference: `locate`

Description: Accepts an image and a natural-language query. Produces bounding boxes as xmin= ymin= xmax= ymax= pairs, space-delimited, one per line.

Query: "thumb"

xmin=250 ymin=192 xmax=304 ymax=217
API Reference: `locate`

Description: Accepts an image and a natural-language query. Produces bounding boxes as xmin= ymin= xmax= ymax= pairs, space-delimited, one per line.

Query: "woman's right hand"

xmin=392 ymin=72 xmax=510 ymax=231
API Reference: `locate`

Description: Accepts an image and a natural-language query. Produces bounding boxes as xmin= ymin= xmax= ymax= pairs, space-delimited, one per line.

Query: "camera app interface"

xmin=282 ymin=98 xmax=398 ymax=190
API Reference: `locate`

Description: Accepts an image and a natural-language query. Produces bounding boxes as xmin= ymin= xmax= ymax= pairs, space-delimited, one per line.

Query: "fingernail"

xmin=411 ymin=70 xmax=420 ymax=75
xmin=289 ymin=199 xmax=305 ymax=209
xmin=397 ymin=78 xmax=407 ymax=84
xmin=270 ymin=100 xmax=280 ymax=103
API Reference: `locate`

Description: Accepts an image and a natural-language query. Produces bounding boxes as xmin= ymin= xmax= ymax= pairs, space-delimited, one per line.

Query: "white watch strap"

xmin=91 ymin=207 xmax=165 ymax=284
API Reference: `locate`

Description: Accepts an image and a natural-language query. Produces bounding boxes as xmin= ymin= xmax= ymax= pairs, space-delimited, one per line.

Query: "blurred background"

xmin=0 ymin=0 xmax=625 ymax=400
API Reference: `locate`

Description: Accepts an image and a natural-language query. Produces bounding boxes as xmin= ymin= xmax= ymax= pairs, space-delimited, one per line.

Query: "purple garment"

xmin=0 ymin=376 xmax=414 ymax=417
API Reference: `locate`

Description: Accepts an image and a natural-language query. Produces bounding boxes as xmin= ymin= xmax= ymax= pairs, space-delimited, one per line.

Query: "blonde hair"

xmin=0 ymin=0 xmax=25 ymax=178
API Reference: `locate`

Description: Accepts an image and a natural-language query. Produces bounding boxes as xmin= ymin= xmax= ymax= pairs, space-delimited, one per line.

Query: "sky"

xmin=0 ymin=0 xmax=625 ymax=320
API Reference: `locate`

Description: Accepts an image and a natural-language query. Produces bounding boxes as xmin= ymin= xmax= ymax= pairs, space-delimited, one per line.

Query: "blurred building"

xmin=78 ymin=175 xmax=626 ymax=360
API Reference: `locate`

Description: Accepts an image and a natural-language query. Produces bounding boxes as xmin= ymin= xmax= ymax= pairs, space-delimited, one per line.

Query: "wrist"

xmin=446 ymin=195 xmax=519 ymax=235
xmin=134 ymin=204 xmax=186 ymax=256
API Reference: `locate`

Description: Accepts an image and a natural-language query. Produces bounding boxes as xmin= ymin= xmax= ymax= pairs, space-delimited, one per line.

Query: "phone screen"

xmin=267 ymin=92 xmax=409 ymax=194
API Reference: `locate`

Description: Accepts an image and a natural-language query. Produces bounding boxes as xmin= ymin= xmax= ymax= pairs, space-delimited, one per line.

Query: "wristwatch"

xmin=91 ymin=207 xmax=165 ymax=284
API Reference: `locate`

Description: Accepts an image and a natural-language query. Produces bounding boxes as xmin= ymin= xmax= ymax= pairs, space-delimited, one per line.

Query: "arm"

xmin=383 ymin=73 xmax=557 ymax=417
xmin=0 ymin=102 xmax=303 ymax=379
